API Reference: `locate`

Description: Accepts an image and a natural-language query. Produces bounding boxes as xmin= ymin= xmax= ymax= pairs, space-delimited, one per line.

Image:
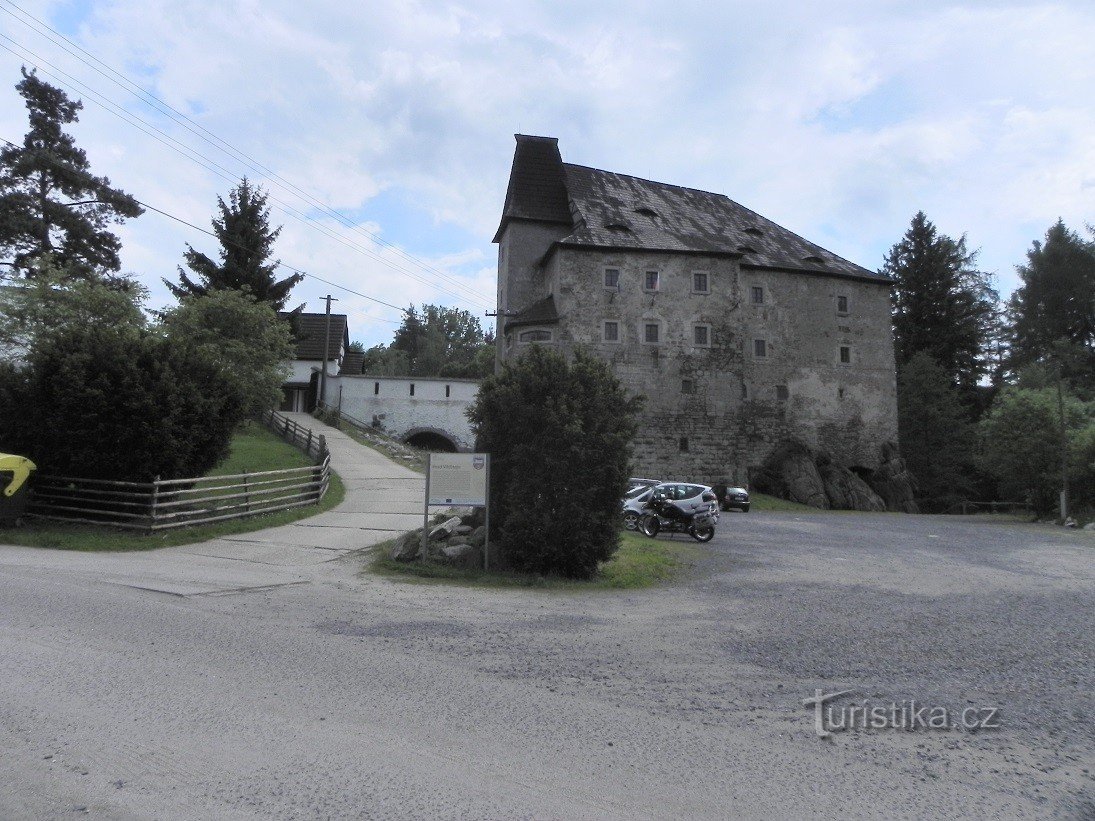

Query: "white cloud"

xmin=0 ymin=0 xmax=1092 ymax=345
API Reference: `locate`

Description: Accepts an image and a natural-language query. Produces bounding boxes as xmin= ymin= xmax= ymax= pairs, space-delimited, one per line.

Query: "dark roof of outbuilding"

xmin=493 ymin=134 xmax=882 ymax=281
xmin=278 ymin=312 xmax=349 ymax=360
xmin=340 ymin=349 xmax=364 ymax=375
xmin=559 ymin=164 xmax=877 ymax=279
xmin=504 ymin=294 xmax=559 ymax=332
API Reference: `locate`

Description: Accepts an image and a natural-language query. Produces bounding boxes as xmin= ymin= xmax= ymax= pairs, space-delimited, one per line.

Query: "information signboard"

xmin=426 ymin=453 xmax=488 ymax=506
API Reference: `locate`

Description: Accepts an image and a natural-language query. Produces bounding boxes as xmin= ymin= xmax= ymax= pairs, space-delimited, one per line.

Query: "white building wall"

xmin=326 ymin=375 xmax=480 ymax=451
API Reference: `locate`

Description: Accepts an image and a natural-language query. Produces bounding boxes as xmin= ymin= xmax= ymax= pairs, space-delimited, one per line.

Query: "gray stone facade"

xmin=494 ymin=135 xmax=898 ymax=487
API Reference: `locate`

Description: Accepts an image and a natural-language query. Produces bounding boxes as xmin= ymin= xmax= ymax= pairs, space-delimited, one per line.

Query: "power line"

xmin=0 ymin=36 xmax=492 ymax=310
xmin=0 ymin=134 xmax=404 ymax=322
xmin=0 ymin=0 xmax=494 ymax=308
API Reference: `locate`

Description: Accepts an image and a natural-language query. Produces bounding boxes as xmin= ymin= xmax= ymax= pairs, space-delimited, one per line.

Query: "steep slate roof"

xmin=559 ymin=164 xmax=878 ymax=279
xmin=278 ymin=312 xmax=349 ymax=360
xmin=493 ymin=135 xmax=881 ymax=281
xmin=504 ymin=294 xmax=559 ymax=332
xmin=493 ymin=135 xmax=572 ymax=241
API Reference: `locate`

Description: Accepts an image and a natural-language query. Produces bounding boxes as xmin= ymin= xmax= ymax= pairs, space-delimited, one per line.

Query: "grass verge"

xmin=370 ymin=530 xmax=698 ymax=590
xmin=317 ymin=412 xmax=428 ymax=474
xmin=748 ymin=492 xmax=822 ymax=512
xmin=0 ymin=423 xmax=346 ymax=551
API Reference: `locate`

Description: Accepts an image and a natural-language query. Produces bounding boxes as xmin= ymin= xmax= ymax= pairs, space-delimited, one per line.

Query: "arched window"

xmin=518 ymin=329 xmax=553 ymax=343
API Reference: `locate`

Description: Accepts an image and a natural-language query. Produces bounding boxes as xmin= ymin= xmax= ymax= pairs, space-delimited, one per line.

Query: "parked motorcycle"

xmin=638 ymin=492 xmax=716 ymax=542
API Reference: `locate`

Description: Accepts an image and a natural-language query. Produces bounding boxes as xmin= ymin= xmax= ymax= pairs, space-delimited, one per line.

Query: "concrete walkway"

xmin=0 ymin=412 xmax=424 ymax=596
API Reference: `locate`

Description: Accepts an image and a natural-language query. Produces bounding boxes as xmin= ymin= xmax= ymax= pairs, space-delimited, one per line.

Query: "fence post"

xmin=244 ymin=472 xmax=251 ymax=513
xmin=306 ymin=429 xmax=313 ymax=458
xmin=150 ymin=475 xmax=161 ymax=533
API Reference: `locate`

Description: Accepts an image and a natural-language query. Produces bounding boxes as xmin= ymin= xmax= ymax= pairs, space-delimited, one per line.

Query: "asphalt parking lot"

xmin=1 ymin=511 xmax=1092 ymax=819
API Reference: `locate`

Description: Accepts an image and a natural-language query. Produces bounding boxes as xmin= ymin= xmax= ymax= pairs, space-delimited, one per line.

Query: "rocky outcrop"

xmin=754 ymin=441 xmax=829 ymax=508
xmin=817 ymin=454 xmax=886 ymax=512
xmin=757 ymin=439 xmax=906 ymax=512
xmin=868 ymin=442 xmax=919 ymax=513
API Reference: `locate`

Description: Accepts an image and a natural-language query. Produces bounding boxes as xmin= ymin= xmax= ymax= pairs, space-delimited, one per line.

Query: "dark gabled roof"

xmin=493 ymin=135 xmax=573 ymax=242
xmin=278 ymin=312 xmax=349 ymax=360
xmin=558 ymin=164 xmax=878 ymax=279
xmin=504 ymin=294 xmax=559 ymax=332
xmin=340 ymin=349 xmax=364 ymax=376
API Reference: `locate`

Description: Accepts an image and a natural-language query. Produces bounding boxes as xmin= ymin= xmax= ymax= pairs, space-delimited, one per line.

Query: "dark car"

xmin=714 ymin=484 xmax=750 ymax=513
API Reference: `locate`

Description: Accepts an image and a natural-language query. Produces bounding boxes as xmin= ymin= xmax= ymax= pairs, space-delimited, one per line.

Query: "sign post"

xmin=421 ymin=453 xmax=491 ymax=569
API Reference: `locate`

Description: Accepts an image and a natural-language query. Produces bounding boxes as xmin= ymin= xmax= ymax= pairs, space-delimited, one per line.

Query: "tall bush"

xmin=468 ymin=346 xmax=641 ymax=578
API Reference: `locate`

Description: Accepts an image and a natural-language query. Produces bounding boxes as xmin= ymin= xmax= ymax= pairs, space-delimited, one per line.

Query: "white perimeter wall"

xmin=325 ymin=376 xmax=479 ymax=450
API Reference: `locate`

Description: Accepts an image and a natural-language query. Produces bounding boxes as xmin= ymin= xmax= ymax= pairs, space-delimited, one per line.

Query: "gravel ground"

xmin=1 ymin=512 xmax=1092 ymax=819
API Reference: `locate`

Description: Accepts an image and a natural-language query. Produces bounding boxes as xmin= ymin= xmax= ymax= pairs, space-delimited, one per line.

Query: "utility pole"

xmin=1057 ymin=368 xmax=1070 ymax=521
xmin=319 ymin=294 xmax=337 ymax=412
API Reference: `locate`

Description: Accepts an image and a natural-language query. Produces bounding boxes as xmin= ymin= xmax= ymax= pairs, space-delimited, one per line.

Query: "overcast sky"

xmin=1 ymin=0 xmax=1093 ymax=346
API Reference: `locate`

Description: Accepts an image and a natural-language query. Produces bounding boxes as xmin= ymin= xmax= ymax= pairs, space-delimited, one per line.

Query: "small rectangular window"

xmin=751 ymin=285 xmax=764 ymax=304
xmin=644 ymin=270 xmax=660 ymax=292
xmin=679 ymin=437 xmax=689 ymax=453
xmin=839 ymin=345 xmax=851 ymax=364
xmin=754 ymin=339 xmax=767 ymax=358
xmin=692 ymin=272 xmax=709 ymax=293
xmin=741 ymin=382 xmax=749 ymax=400
xmin=776 ymin=385 xmax=789 ymax=401
xmin=445 ymin=384 xmax=451 ymax=398
xmin=604 ymin=268 xmax=620 ymax=289
xmin=519 ymin=329 xmax=552 ymax=343
xmin=681 ymin=379 xmax=694 ymax=394
xmin=374 ymin=381 xmax=379 ymax=395
xmin=644 ymin=323 xmax=660 ymax=344
xmin=837 ymin=295 xmax=849 ymax=314
xmin=693 ymin=324 xmax=710 ymax=346
xmin=603 ymin=321 xmax=620 ymax=343
xmin=410 ymin=383 xmax=415 ymax=396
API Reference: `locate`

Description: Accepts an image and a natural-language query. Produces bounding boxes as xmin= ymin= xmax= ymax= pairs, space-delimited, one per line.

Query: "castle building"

xmin=493 ymin=135 xmax=898 ymax=486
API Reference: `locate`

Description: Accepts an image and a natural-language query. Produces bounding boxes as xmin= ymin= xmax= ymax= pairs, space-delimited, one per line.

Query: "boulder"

xmin=429 ymin=516 xmax=462 ymax=541
xmin=818 ymin=457 xmax=886 ymax=511
xmin=446 ymin=535 xmax=470 ymax=547
xmin=757 ymin=441 xmax=829 ymax=508
xmin=868 ymin=442 xmax=919 ymax=513
xmin=441 ymin=542 xmax=482 ymax=570
xmin=1083 ymin=522 xmax=1095 ymax=531
xmin=390 ymin=530 xmax=423 ymax=562
xmin=468 ymin=525 xmax=488 ymax=547
xmin=460 ymin=508 xmax=486 ymax=529
xmin=453 ymin=525 xmax=474 ymax=536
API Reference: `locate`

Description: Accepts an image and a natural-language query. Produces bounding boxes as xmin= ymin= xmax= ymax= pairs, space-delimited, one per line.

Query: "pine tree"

xmin=883 ymin=211 xmax=999 ymax=394
xmin=0 ymin=68 xmax=143 ymax=279
xmin=165 ymin=178 xmax=301 ymax=310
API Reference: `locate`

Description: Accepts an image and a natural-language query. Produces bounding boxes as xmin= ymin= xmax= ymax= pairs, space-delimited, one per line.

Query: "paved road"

xmin=1 ymin=440 xmax=1093 ymax=817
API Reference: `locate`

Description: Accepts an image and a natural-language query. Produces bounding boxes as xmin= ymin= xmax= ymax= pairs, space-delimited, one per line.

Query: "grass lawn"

xmin=748 ymin=492 xmax=822 ymax=512
xmin=0 ymin=423 xmax=345 ymax=551
xmin=371 ymin=530 xmax=699 ymax=590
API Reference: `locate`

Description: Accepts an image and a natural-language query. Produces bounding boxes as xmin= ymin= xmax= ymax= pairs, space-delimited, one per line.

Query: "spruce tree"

xmin=1008 ymin=220 xmax=1095 ymax=387
xmin=883 ymin=211 xmax=999 ymax=394
xmin=0 ymin=68 xmax=143 ymax=279
xmin=165 ymin=178 xmax=302 ymax=310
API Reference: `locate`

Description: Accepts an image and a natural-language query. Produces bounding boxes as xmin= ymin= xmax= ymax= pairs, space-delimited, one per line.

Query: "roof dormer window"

xmin=743 ymin=226 xmax=764 ymax=236
xmin=634 ymin=206 xmax=658 ymax=218
xmin=803 ymin=255 xmax=825 ymax=265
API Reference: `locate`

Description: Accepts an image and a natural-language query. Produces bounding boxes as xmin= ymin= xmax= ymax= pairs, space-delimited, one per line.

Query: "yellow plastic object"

xmin=0 ymin=454 xmax=36 ymax=497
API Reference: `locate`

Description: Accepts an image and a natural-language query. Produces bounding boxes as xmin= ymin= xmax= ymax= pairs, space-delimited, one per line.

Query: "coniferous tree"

xmin=0 ymin=68 xmax=143 ymax=279
xmin=1008 ymin=220 xmax=1095 ymax=388
xmin=883 ymin=211 xmax=999 ymax=395
xmin=165 ymin=178 xmax=301 ymax=310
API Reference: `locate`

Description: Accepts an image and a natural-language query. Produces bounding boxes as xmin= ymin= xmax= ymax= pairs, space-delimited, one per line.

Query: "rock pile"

xmin=388 ymin=509 xmax=490 ymax=569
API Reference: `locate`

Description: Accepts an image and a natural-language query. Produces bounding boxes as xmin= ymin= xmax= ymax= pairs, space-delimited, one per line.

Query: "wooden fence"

xmin=26 ymin=410 xmax=330 ymax=532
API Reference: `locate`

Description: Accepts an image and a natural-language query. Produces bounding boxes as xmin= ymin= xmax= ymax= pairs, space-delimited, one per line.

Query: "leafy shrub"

xmin=3 ymin=324 xmax=244 ymax=481
xmin=468 ymin=346 xmax=641 ymax=579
